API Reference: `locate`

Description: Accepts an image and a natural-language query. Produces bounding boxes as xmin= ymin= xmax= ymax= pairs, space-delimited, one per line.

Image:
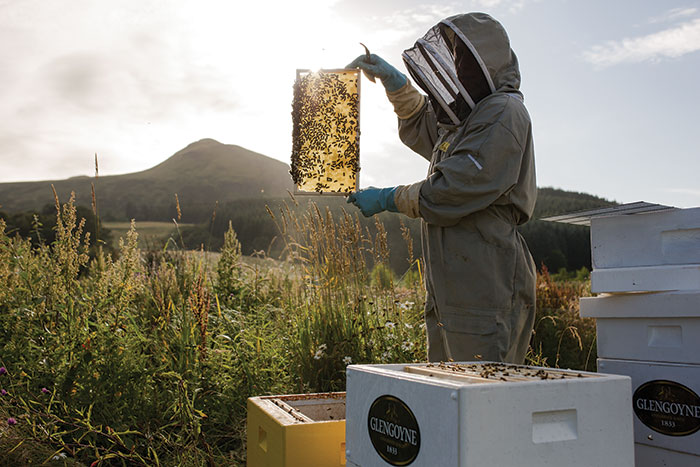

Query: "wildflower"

xmin=385 ymin=321 xmax=396 ymax=330
xmin=401 ymin=341 xmax=414 ymax=352
xmin=52 ymin=453 xmax=68 ymax=461
xmin=41 ymin=387 xmax=50 ymax=394
xmin=313 ymin=344 xmax=327 ymax=360
xmin=404 ymin=323 xmax=414 ymax=329
xmin=342 ymin=356 xmax=352 ymax=365
xmin=1 ymin=389 xmax=7 ymax=396
xmin=0 ymin=367 xmax=6 ymax=375
xmin=7 ymin=417 xmax=17 ymax=426
xmin=381 ymin=351 xmax=391 ymax=361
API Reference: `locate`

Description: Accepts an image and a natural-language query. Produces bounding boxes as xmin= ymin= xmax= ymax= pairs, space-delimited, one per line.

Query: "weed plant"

xmin=0 ymin=194 xmax=595 ymax=465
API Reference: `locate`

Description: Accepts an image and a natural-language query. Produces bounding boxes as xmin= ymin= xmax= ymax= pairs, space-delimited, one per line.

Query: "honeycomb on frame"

xmin=290 ymin=69 xmax=360 ymax=194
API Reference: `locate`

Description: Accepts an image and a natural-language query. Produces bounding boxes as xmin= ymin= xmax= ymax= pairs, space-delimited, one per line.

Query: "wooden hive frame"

xmin=291 ymin=68 xmax=361 ymax=196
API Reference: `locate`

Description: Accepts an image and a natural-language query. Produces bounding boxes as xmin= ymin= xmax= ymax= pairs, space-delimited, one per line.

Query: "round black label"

xmin=633 ymin=380 xmax=700 ymax=436
xmin=367 ymin=395 xmax=421 ymax=466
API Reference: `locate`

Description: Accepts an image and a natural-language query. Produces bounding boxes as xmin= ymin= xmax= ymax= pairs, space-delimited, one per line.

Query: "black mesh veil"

xmin=402 ymin=20 xmax=495 ymax=124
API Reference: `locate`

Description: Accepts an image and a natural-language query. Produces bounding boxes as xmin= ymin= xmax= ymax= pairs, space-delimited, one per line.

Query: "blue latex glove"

xmin=346 ymin=54 xmax=407 ymax=92
xmin=347 ymin=187 xmax=399 ymax=217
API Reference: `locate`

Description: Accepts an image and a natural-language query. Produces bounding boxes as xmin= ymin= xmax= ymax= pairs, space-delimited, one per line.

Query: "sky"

xmin=1 ymin=0 xmax=700 ymax=207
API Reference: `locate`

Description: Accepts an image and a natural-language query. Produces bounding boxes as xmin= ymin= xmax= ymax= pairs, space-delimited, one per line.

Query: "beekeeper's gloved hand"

xmin=347 ymin=187 xmax=399 ymax=217
xmin=346 ymin=54 xmax=407 ymax=92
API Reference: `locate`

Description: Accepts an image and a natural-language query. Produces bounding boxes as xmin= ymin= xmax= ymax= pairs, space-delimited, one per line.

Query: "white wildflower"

xmin=342 ymin=356 xmax=352 ymax=365
xmin=401 ymin=341 xmax=414 ymax=352
xmin=313 ymin=343 xmax=327 ymax=360
xmin=404 ymin=323 xmax=413 ymax=329
xmin=381 ymin=351 xmax=391 ymax=361
xmin=385 ymin=321 xmax=396 ymax=330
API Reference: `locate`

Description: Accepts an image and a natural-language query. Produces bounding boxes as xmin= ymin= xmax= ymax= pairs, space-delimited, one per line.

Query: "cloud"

xmin=648 ymin=7 xmax=698 ymax=24
xmin=584 ymin=16 xmax=700 ymax=67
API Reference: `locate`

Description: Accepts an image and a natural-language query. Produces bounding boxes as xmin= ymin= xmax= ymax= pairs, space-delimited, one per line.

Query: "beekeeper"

xmin=347 ymin=13 xmax=536 ymax=364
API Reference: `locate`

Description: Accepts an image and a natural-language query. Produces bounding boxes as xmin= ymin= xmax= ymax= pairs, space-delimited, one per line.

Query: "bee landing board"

xmin=345 ymin=362 xmax=634 ymax=467
xmin=247 ymin=392 xmax=346 ymax=467
xmin=290 ymin=69 xmax=360 ymax=195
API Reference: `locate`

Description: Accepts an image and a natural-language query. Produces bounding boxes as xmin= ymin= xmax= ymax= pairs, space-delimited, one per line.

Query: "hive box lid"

xmin=541 ymin=202 xmax=675 ymax=227
xmin=581 ymin=291 xmax=700 ymax=319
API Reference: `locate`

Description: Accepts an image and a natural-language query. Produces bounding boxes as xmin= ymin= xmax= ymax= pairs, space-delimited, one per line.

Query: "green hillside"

xmin=533 ymin=187 xmax=616 ymax=218
xmin=0 ymin=138 xmax=616 ymax=272
xmin=0 ymin=139 xmax=294 ymax=222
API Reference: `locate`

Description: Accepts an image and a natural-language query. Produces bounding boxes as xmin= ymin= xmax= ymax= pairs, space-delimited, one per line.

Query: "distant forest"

xmin=0 ymin=187 xmax=615 ymax=273
xmin=175 ymin=187 xmax=614 ymax=273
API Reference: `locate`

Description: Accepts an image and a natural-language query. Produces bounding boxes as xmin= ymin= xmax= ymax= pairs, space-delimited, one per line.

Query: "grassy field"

xmin=103 ymin=221 xmax=193 ymax=249
xmin=0 ymin=197 xmax=595 ymax=465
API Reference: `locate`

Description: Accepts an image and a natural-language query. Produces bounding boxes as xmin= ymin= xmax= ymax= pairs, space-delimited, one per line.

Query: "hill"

xmin=0 ymin=138 xmax=616 ymax=271
xmin=0 ymin=139 xmax=294 ymax=222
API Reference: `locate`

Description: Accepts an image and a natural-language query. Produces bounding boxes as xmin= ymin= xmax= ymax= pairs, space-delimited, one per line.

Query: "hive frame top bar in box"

xmin=346 ymin=362 xmax=634 ymax=467
xmin=291 ymin=68 xmax=361 ymax=196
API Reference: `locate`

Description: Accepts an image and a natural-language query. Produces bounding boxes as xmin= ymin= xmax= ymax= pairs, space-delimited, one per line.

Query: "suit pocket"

xmin=442 ymin=224 xmax=516 ymax=311
xmin=439 ymin=307 xmax=498 ymax=336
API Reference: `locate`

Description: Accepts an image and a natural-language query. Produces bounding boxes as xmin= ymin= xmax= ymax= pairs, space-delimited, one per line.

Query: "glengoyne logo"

xmin=633 ymin=380 xmax=700 ymax=436
xmin=367 ymin=395 xmax=421 ymax=466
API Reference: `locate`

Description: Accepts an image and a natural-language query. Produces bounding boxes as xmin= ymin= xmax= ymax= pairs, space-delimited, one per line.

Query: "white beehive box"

xmin=345 ymin=362 xmax=634 ymax=467
xmin=635 ymin=443 xmax=700 ymax=467
xmin=587 ymin=207 xmax=700 ymax=293
xmin=580 ymin=291 xmax=700 ymax=364
xmin=598 ymin=358 xmax=700 ymax=461
xmin=590 ymin=207 xmax=700 ymax=269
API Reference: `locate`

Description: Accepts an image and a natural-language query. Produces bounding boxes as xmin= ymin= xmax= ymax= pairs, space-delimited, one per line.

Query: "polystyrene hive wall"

xmin=590 ymin=264 xmax=700 ymax=293
xmin=597 ymin=358 xmax=700 ymax=457
xmin=345 ymin=363 xmax=634 ymax=467
xmin=580 ymin=291 xmax=700 ymax=364
xmin=635 ymin=443 xmax=700 ymax=467
xmin=591 ymin=207 xmax=700 ymax=269
xmin=247 ymin=393 xmax=346 ymax=467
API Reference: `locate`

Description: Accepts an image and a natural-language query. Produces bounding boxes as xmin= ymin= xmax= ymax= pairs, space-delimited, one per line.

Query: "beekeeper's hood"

xmin=402 ymin=12 xmax=521 ymax=124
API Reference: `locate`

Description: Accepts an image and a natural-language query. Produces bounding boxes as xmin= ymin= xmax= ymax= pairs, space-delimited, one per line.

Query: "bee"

xmin=291 ymin=70 xmax=360 ymax=193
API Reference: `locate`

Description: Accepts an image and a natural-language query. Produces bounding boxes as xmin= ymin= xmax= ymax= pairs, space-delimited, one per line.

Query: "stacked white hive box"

xmin=579 ymin=206 xmax=700 ymax=466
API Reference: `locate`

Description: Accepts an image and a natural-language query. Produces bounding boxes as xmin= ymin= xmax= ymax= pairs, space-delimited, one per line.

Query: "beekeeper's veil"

xmin=402 ymin=13 xmax=521 ymax=124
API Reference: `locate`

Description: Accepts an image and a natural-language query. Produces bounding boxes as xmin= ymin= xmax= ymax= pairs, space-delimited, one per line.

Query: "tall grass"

xmin=0 ymin=195 xmax=594 ymax=465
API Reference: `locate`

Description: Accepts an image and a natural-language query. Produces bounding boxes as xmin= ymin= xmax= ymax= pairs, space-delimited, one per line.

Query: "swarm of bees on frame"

xmin=290 ymin=70 xmax=360 ymax=193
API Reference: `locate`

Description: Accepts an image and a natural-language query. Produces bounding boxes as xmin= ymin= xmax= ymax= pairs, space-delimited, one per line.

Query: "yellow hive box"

xmin=247 ymin=392 xmax=346 ymax=467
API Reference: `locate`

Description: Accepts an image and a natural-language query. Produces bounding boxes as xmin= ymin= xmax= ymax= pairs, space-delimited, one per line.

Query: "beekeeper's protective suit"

xmin=348 ymin=13 xmax=537 ymax=363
